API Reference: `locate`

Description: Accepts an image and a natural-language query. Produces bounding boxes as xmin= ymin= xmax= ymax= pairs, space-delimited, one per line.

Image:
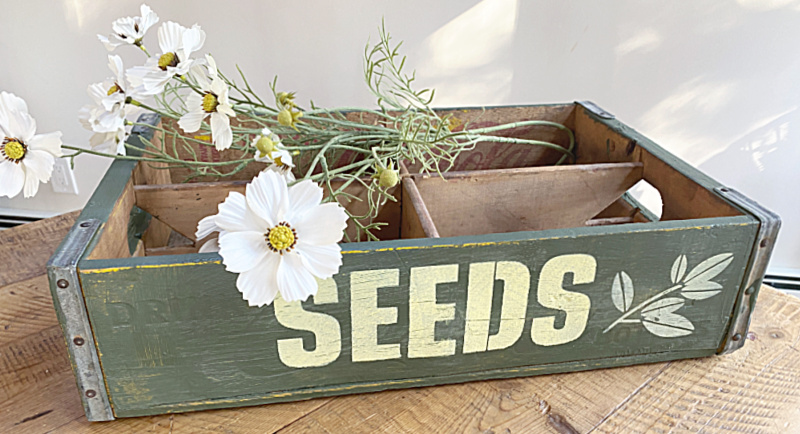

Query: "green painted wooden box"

xmin=47 ymin=102 xmax=779 ymax=421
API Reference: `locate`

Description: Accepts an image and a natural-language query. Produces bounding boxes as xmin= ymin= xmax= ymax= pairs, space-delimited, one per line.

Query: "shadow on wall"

xmin=698 ymin=108 xmax=799 ymax=269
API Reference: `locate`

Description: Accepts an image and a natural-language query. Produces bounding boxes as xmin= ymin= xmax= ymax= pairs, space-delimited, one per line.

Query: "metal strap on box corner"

xmin=577 ymin=101 xmax=615 ymax=119
xmin=715 ymin=187 xmax=781 ymax=354
xmin=48 ymin=218 xmax=114 ymax=421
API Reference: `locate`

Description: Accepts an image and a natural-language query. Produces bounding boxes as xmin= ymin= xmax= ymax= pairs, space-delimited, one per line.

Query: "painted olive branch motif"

xmin=603 ymin=253 xmax=734 ymax=337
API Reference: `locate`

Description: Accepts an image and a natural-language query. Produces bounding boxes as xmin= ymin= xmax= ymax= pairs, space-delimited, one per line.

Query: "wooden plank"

xmin=85 ymin=178 xmax=136 ymax=260
xmin=435 ymin=104 xmax=576 ymax=171
xmin=572 ymin=105 xmax=743 ymax=220
xmin=135 ymin=180 xmax=401 ymax=243
xmin=0 ymin=211 xmax=78 ymax=287
xmin=134 ymin=180 xmax=246 ymax=241
xmin=412 ymin=163 xmax=643 ymax=238
xmin=77 ymin=216 xmax=757 ymax=417
xmin=640 ymin=147 xmax=742 ymax=220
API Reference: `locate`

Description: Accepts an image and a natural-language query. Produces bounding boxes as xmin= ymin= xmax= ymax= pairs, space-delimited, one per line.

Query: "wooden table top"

xmin=1 ymin=212 xmax=799 ymax=433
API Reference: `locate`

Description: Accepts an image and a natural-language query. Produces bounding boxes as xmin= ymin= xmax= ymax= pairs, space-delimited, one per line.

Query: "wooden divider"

xmin=409 ymin=162 xmax=643 ymax=238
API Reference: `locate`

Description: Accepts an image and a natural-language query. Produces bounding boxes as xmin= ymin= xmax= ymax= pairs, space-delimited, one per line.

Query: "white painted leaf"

xmin=681 ymin=280 xmax=723 ymax=300
xmin=641 ymin=297 xmax=685 ymax=316
xmin=611 ymin=271 xmax=634 ymax=313
xmin=670 ymin=255 xmax=688 ymax=284
xmin=642 ymin=312 xmax=695 ymax=337
xmin=684 ymin=253 xmax=734 ymax=284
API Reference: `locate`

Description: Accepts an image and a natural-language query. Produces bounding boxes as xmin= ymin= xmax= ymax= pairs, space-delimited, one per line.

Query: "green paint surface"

xmin=79 ymin=217 xmax=757 ymax=417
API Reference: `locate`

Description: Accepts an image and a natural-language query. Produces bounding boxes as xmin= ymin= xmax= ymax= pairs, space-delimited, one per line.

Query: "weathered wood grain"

xmin=85 ymin=178 xmax=136 ymax=260
xmin=412 ymin=162 xmax=643 ymax=237
xmin=0 ymin=211 xmax=78 ymax=287
xmin=135 ymin=179 xmax=401 ymax=243
xmin=572 ymin=106 xmax=742 ymax=220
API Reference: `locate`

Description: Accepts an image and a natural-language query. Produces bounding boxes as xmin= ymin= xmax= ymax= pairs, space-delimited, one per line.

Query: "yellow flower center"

xmin=2 ymin=138 xmax=26 ymax=162
xmin=256 ymin=136 xmax=276 ymax=156
xmin=202 ymin=93 xmax=219 ymax=113
xmin=107 ymin=84 xmax=121 ymax=96
xmin=157 ymin=52 xmax=179 ymax=70
xmin=266 ymin=222 xmax=297 ymax=253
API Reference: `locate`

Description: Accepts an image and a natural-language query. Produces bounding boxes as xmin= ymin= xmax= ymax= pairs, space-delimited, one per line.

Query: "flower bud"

xmin=378 ymin=167 xmax=399 ymax=188
xmin=256 ymin=136 xmax=276 ymax=156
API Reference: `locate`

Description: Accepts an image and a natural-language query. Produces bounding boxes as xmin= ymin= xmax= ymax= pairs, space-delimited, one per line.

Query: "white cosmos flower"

xmin=252 ymin=128 xmax=295 ymax=181
xmin=213 ymin=170 xmax=348 ymax=306
xmin=79 ymin=56 xmax=145 ymax=155
xmin=126 ymin=21 xmax=206 ymax=96
xmin=0 ymin=92 xmax=63 ymax=198
xmin=79 ymin=107 xmax=128 ymax=155
xmin=178 ymin=55 xmax=235 ymax=151
xmin=97 ymin=4 xmax=159 ymax=51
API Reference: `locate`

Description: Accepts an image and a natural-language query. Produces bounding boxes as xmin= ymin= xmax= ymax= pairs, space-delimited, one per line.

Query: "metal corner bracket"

xmin=714 ymin=187 xmax=781 ymax=354
xmin=577 ymin=100 xmax=615 ymax=119
xmin=46 ymin=218 xmax=114 ymax=421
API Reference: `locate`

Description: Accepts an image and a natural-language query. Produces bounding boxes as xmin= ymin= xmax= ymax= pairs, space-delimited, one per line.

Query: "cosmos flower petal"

xmin=178 ymin=108 xmax=206 ymax=133
xmin=196 ymin=214 xmax=220 ymax=240
xmin=277 ymin=253 xmax=319 ymax=302
xmin=218 ymin=231 xmax=270 ymax=273
xmin=198 ymin=237 xmax=220 ymax=253
xmin=139 ymin=4 xmax=159 ymax=31
xmin=246 ymin=171 xmax=288 ymax=224
xmin=296 ymin=242 xmax=343 ymax=279
xmin=0 ymin=93 xmax=36 ymax=141
xmin=238 ymin=254 xmax=280 ymax=307
xmin=158 ymin=21 xmax=185 ymax=53
xmin=28 ymin=132 xmax=63 ymax=156
xmin=22 ymin=149 xmax=55 ymax=182
xmin=0 ymin=91 xmax=30 ymax=115
xmin=215 ymin=191 xmax=270 ymax=232
xmin=109 ymin=55 xmax=125 ymax=84
xmin=23 ymin=151 xmax=56 ymax=198
xmin=181 ymin=25 xmax=206 ymax=59
xmin=292 ymin=202 xmax=348 ymax=246
xmin=0 ymin=161 xmax=24 ymax=198
xmin=286 ymin=180 xmax=323 ymax=219
xmin=210 ymin=112 xmax=232 ymax=151
xmin=97 ymin=34 xmax=122 ymax=51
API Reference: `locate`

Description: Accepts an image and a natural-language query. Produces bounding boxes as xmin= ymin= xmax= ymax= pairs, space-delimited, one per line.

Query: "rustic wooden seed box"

xmin=47 ymin=102 xmax=779 ymax=421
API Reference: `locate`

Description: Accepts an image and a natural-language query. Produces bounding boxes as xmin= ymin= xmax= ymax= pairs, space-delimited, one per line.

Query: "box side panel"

xmin=78 ymin=217 xmax=757 ymax=417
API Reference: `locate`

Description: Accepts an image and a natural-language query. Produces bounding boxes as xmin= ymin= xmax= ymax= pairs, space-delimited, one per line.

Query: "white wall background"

xmin=0 ymin=0 xmax=797 ymax=272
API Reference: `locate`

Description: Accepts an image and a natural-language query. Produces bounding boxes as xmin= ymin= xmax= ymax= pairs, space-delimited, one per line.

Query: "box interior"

xmin=84 ymin=103 xmax=745 ymax=260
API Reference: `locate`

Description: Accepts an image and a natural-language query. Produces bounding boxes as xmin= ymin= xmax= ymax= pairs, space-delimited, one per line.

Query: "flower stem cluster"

xmin=64 ymin=4 xmax=576 ymax=242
